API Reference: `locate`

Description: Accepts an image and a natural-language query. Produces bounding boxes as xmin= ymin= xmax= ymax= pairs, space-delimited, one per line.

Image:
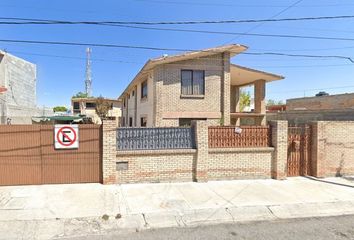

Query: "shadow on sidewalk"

xmin=304 ymin=176 xmax=354 ymax=189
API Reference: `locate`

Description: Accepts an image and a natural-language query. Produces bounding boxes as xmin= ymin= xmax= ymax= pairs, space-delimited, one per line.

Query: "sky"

xmin=1 ymin=0 xmax=354 ymax=108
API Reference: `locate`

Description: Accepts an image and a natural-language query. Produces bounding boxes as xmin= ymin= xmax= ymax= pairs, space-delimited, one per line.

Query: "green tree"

xmin=53 ymin=106 xmax=68 ymax=112
xmin=72 ymin=92 xmax=89 ymax=98
xmin=95 ymin=96 xmax=111 ymax=120
xmin=267 ymin=99 xmax=284 ymax=106
xmin=240 ymin=91 xmax=251 ymax=112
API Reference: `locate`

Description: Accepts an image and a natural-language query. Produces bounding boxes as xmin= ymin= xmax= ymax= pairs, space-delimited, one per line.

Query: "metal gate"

xmin=0 ymin=125 xmax=101 ymax=186
xmin=287 ymin=125 xmax=312 ymax=177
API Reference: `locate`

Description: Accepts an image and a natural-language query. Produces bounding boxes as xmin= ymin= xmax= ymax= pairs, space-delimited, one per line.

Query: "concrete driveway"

xmin=0 ymin=177 xmax=354 ymax=239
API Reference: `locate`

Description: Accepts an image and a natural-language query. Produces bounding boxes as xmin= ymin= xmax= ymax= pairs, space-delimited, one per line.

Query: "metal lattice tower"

xmin=85 ymin=47 xmax=92 ymax=97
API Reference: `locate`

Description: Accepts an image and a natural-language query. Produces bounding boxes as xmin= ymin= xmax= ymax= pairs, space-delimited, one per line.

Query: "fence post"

xmin=310 ymin=121 xmax=325 ymax=178
xmin=192 ymin=120 xmax=209 ymax=182
xmin=269 ymin=120 xmax=288 ymax=179
xmin=102 ymin=119 xmax=117 ymax=184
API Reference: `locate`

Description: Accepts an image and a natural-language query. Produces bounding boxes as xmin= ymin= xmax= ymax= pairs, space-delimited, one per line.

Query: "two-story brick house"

xmin=119 ymin=44 xmax=284 ymax=127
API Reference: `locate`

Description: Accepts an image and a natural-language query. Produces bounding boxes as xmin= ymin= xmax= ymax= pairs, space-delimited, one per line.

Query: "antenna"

xmin=85 ymin=47 xmax=92 ymax=97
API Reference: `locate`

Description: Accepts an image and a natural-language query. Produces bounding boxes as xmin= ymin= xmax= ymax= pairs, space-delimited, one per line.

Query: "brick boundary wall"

xmin=108 ymin=120 xmax=290 ymax=184
xmin=102 ymin=119 xmax=117 ymax=184
xmin=311 ymin=121 xmax=354 ymax=177
xmin=269 ymin=120 xmax=288 ymax=180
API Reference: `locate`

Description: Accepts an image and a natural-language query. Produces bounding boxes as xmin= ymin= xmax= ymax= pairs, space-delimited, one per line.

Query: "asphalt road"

xmin=64 ymin=215 xmax=354 ymax=240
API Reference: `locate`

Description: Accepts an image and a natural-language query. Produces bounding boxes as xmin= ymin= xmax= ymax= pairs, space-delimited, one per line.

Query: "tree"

xmin=267 ymin=99 xmax=284 ymax=106
xmin=240 ymin=91 xmax=251 ymax=112
xmin=53 ymin=106 xmax=68 ymax=112
xmin=72 ymin=92 xmax=89 ymax=98
xmin=95 ymin=97 xmax=111 ymax=120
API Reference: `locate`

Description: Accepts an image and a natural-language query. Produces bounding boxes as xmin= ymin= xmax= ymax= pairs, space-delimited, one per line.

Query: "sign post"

xmin=54 ymin=125 xmax=79 ymax=149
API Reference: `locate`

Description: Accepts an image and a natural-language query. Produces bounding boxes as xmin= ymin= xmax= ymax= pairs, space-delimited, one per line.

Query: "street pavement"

xmin=62 ymin=214 xmax=354 ymax=240
xmin=0 ymin=177 xmax=353 ymax=239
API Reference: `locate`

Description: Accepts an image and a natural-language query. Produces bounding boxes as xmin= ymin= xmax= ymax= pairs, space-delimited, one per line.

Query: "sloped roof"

xmin=119 ymin=44 xmax=248 ymax=99
xmin=230 ymin=64 xmax=284 ymax=86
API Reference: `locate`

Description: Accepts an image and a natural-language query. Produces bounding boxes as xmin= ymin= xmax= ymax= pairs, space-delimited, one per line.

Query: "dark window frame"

xmin=141 ymin=80 xmax=148 ymax=99
xmin=85 ymin=102 xmax=96 ymax=109
xmin=140 ymin=116 xmax=147 ymax=127
xmin=181 ymin=69 xmax=205 ymax=96
xmin=129 ymin=117 xmax=133 ymax=127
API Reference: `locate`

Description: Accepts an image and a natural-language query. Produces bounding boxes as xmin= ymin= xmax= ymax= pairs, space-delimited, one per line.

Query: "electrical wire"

xmin=1 ymin=39 xmax=354 ymax=63
xmin=1 ymin=15 xmax=354 ymax=25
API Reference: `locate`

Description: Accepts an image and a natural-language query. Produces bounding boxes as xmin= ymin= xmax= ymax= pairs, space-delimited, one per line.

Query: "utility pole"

xmin=85 ymin=47 xmax=92 ymax=97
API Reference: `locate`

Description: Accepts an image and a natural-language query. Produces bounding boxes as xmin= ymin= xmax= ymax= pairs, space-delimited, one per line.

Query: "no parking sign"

xmin=54 ymin=125 xmax=79 ymax=149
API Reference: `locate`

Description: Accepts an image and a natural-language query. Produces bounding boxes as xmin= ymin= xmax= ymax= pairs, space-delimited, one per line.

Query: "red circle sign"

xmin=56 ymin=126 xmax=77 ymax=146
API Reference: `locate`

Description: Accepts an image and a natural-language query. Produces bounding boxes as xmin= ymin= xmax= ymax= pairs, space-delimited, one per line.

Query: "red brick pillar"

xmin=102 ymin=119 xmax=117 ymax=184
xmin=269 ymin=120 xmax=288 ymax=179
xmin=192 ymin=120 xmax=209 ymax=182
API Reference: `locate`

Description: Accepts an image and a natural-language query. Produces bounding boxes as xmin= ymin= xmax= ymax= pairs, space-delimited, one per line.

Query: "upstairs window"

xmin=73 ymin=102 xmax=80 ymax=110
xmin=181 ymin=70 xmax=205 ymax=95
xmin=141 ymin=80 xmax=148 ymax=99
xmin=85 ymin=102 xmax=96 ymax=109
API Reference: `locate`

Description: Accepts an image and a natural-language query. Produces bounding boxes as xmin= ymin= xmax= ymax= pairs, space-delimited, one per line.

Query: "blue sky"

xmin=1 ymin=0 xmax=354 ymax=107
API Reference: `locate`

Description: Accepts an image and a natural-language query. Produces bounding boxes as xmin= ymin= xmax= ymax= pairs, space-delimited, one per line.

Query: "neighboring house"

xmin=267 ymin=92 xmax=354 ymax=124
xmin=0 ymin=51 xmax=52 ymax=124
xmin=287 ymin=92 xmax=354 ymax=111
xmin=118 ymin=44 xmax=284 ymax=127
xmin=71 ymin=97 xmax=122 ymax=126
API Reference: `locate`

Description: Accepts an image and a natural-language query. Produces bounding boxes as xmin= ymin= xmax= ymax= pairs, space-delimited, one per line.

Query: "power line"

xmin=1 ymin=39 xmax=354 ymax=63
xmin=3 ymin=19 xmax=354 ymax=43
xmin=4 ymin=17 xmax=354 ymax=43
xmin=269 ymin=85 xmax=354 ymax=94
xmin=1 ymin=15 xmax=354 ymax=25
xmin=224 ymin=0 xmax=304 ymax=43
xmin=242 ymin=52 xmax=354 ymax=63
xmin=133 ymin=0 xmax=354 ymax=8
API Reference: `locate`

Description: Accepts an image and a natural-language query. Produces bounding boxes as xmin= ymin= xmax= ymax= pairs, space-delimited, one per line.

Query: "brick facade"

xmin=154 ymin=54 xmax=228 ymax=127
xmin=311 ymin=121 xmax=354 ymax=177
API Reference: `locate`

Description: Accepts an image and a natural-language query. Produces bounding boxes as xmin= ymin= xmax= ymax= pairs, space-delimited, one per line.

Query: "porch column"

xmin=254 ymin=80 xmax=266 ymax=125
xmin=221 ymin=52 xmax=231 ymax=126
xmin=230 ymin=86 xmax=240 ymax=125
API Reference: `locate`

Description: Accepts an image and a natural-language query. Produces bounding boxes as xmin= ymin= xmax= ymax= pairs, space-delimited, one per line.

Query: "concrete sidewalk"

xmin=0 ymin=177 xmax=354 ymax=239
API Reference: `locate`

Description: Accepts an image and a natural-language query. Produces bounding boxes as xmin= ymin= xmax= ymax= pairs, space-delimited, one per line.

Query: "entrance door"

xmin=287 ymin=125 xmax=311 ymax=176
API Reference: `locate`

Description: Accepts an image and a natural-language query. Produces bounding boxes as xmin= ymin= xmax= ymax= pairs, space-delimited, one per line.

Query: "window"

xmin=179 ymin=118 xmax=206 ymax=127
xmin=85 ymin=102 xmax=96 ymax=109
xmin=122 ymin=117 xmax=125 ymax=127
xmin=123 ymin=98 xmax=126 ymax=107
xmin=73 ymin=102 xmax=80 ymax=110
xmin=140 ymin=117 xmax=147 ymax=127
xmin=129 ymin=117 xmax=133 ymax=127
xmin=132 ymin=90 xmax=135 ymax=97
xmin=141 ymin=80 xmax=148 ymax=99
xmin=181 ymin=70 xmax=205 ymax=95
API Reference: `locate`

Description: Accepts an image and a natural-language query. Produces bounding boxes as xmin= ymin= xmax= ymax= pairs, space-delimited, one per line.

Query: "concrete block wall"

xmin=287 ymin=93 xmax=354 ymax=111
xmin=311 ymin=121 xmax=354 ymax=177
